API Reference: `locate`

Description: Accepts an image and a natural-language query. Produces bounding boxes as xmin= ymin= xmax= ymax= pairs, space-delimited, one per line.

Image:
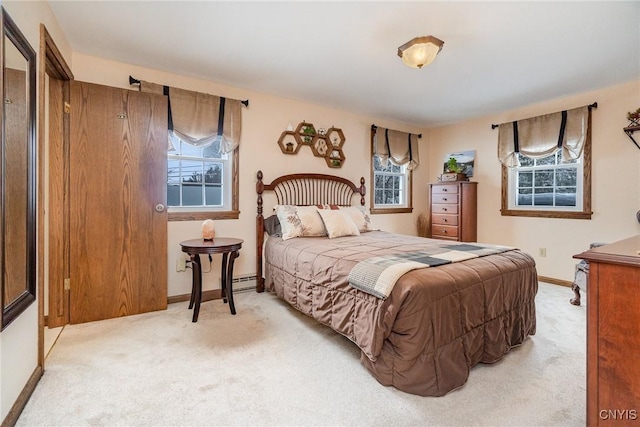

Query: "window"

xmin=369 ymin=125 xmax=417 ymax=214
xmin=167 ymin=138 xmax=239 ymax=221
xmin=511 ymin=152 xmax=581 ymax=208
xmin=499 ymin=104 xmax=593 ymax=219
xmin=501 ymin=147 xmax=591 ymax=219
xmin=371 ymin=156 xmax=413 ymax=214
xmin=137 ymin=81 xmax=243 ymax=221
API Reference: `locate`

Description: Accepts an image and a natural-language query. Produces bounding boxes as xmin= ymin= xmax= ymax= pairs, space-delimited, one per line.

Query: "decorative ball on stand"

xmin=201 ymin=219 xmax=216 ymax=241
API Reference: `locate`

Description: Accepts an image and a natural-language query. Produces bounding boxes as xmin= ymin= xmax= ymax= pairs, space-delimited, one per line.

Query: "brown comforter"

xmin=264 ymin=231 xmax=537 ymax=396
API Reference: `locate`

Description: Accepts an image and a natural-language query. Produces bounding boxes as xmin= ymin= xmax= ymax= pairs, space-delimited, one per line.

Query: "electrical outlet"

xmin=539 ymin=248 xmax=547 ymax=257
xmin=176 ymin=257 xmax=187 ymax=272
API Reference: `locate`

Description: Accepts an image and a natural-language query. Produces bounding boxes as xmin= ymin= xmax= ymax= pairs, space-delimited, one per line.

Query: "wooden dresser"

xmin=574 ymin=235 xmax=640 ymax=426
xmin=428 ymin=181 xmax=477 ymax=242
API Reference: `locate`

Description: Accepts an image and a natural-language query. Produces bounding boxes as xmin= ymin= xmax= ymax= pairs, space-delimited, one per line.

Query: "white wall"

xmin=424 ymin=80 xmax=640 ymax=281
xmin=1 ymin=0 xmax=72 ymax=422
xmin=1 ymin=305 xmax=38 ymax=418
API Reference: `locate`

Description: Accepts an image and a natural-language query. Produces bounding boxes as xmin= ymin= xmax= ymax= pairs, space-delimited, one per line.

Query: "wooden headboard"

xmin=255 ymin=170 xmax=366 ymax=292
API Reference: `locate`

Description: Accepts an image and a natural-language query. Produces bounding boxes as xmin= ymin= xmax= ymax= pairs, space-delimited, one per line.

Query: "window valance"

xmin=372 ymin=125 xmax=420 ymax=170
xmin=139 ymin=80 xmax=242 ymax=154
xmin=497 ymin=105 xmax=591 ymax=167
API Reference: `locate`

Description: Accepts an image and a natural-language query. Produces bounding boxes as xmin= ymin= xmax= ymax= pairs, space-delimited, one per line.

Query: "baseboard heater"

xmin=219 ymin=274 xmax=257 ymax=293
xmin=168 ymin=274 xmax=259 ymax=305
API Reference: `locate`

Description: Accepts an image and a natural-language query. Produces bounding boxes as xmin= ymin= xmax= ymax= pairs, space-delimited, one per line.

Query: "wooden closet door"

xmin=69 ymin=81 xmax=168 ymax=324
xmin=47 ymin=76 xmax=68 ymax=328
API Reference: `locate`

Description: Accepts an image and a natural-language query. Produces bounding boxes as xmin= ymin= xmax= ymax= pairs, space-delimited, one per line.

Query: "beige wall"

xmin=2 ymin=1 xmax=637 ymax=420
xmin=1 ymin=0 xmax=72 ymax=422
xmin=424 ymin=80 xmax=640 ymax=281
xmin=70 ymin=53 xmax=424 ymax=298
xmin=73 ymin=50 xmax=640 ymax=292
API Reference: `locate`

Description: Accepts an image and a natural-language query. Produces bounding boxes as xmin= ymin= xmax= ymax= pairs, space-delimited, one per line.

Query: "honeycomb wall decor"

xmin=277 ymin=121 xmax=345 ymax=168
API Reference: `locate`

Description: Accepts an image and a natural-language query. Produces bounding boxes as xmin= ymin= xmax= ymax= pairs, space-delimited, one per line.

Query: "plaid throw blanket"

xmin=348 ymin=242 xmax=513 ymax=299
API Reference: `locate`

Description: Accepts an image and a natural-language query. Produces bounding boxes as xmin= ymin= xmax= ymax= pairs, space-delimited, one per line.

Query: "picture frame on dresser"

xmin=442 ymin=150 xmax=475 ymax=178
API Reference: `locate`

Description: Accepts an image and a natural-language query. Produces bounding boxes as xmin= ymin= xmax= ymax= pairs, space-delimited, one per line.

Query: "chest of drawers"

xmin=428 ymin=181 xmax=477 ymax=242
xmin=574 ymin=236 xmax=640 ymax=426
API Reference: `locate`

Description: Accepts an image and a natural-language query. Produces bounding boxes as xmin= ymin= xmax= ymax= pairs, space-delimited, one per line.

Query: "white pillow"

xmin=339 ymin=206 xmax=373 ymax=232
xmin=274 ymin=205 xmax=326 ymax=240
xmin=295 ymin=206 xmax=327 ymax=236
xmin=316 ymin=209 xmax=360 ymax=239
xmin=316 ymin=205 xmax=374 ymax=232
xmin=275 ymin=205 xmax=303 ymax=240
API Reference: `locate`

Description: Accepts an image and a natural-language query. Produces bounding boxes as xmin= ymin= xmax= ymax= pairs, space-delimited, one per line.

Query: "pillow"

xmin=274 ymin=205 xmax=326 ymax=240
xmin=263 ymin=215 xmax=281 ymax=236
xmin=339 ymin=206 xmax=374 ymax=232
xmin=317 ymin=205 xmax=374 ymax=232
xmin=275 ymin=205 xmax=302 ymax=240
xmin=295 ymin=206 xmax=327 ymax=237
xmin=316 ymin=208 xmax=360 ymax=239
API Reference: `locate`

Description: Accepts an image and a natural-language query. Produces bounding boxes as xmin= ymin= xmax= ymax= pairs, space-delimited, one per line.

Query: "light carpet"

xmin=17 ymin=282 xmax=585 ymax=426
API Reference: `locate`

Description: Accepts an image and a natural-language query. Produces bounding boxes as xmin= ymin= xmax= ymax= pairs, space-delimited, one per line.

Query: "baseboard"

xmin=167 ymin=289 xmax=223 ymax=305
xmin=1 ymin=366 xmax=42 ymax=427
xmin=168 ymin=275 xmax=257 ymax=304
xmin=538 ymin=275 xmax=573 ymax=287
xmin=166 ymin=277 xmax=572 ymax=301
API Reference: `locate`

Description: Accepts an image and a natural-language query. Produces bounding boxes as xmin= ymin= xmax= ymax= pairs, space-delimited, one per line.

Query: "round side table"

xmin=179 ymin=237 xmax=243 ymax=322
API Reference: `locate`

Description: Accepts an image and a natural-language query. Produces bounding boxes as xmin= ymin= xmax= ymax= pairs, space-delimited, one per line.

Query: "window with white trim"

xmin=372 ymin=156 xmax=409 ymax=208
xmin=499 ymin=104 xmax=593 ymax=219
xmin=508 ymin=151 xmax=582 ymax=210
xmin=167 ymin=139 xmax=232 ymax=212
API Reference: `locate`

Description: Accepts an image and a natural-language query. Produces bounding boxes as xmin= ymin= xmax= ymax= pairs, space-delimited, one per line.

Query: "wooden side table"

xmin=180 ymin=238 xmax=243 ymax=322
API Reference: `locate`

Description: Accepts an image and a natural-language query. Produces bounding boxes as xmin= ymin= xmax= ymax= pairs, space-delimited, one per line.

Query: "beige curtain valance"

xmin=140 ymin=80 xmax=242 ymax=154
xmin=497 ymin=105 xmax=590 ymax=167
xmin=372 ymin=126 xmax=419 ymax=170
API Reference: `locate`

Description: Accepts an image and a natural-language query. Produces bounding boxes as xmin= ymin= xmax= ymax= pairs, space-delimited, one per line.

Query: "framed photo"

xmin=443 ymin=150 xmax=475 ymax=178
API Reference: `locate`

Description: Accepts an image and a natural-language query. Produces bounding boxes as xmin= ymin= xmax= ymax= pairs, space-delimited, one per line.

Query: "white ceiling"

xmin=48 ymin=1 xmax=640 ymax=128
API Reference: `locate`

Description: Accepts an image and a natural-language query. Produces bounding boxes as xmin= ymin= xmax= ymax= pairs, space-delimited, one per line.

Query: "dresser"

xmin=574 ymin=235 xmax=640 ymax=426
xmin=428 ymin=181 xmax=477 ymax=242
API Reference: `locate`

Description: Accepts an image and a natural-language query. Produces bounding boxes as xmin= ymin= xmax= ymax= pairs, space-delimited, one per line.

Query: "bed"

xmin=255 ymin=171 xmax=537 ymax=397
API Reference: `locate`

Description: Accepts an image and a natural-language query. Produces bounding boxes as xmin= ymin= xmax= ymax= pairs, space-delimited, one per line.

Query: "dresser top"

xmin=430 ymin=181 xmax=477 ymax=185
xmin=574 ymin=235 xmax=640 ymax=267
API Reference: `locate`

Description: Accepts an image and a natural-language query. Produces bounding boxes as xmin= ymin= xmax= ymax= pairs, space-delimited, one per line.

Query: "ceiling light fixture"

xmin=397 ymin=35 xmax=444 ymax=69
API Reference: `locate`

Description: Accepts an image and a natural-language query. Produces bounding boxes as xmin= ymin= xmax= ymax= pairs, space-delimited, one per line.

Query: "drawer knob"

xmin=443 ymin=219 xmax=448 ymax=222
xmin=443 ymin=208 xmax=447 ymax=211
xmin=443 ymin=198 xmax=447 ymax=201
xmin=443 ymin=188 xmax=448 ymax=192
xmin=443 ymin=229 xmax=447 ymax=233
